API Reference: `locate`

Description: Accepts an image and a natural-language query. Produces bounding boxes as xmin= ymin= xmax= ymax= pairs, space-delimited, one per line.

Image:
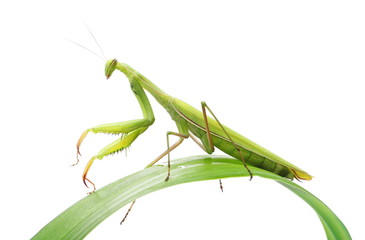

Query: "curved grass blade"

xmin=32 ymin=155 xmax=351 ymax=240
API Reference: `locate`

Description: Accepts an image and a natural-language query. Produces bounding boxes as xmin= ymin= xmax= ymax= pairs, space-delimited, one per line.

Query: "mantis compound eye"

xmin=105 ymin=58 xmax=118 ymax=79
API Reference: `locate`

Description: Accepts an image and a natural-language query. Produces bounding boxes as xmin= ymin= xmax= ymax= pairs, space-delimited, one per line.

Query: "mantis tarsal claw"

xmin=83 ymin=177 xmax=96 ymax=195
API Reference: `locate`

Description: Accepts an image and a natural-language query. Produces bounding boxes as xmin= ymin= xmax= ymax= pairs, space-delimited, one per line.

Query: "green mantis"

xmin=75 ymin=58 xmax=312 ymax=194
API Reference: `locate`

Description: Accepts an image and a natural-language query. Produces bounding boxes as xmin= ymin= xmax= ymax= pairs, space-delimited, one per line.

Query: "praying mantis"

xmin=74 ymin=58 xmax=312 ymax=194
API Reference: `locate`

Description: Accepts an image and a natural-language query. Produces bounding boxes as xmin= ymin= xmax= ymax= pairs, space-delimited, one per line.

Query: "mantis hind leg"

xmin=200 ymin=101 xmax=253 ymax=180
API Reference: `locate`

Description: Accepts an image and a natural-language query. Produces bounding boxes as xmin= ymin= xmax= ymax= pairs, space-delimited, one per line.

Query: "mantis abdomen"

xmin=186 ymin=120 xmax=292 ymax=179
xmin=171 ymin=98 xmax=311 ymax=181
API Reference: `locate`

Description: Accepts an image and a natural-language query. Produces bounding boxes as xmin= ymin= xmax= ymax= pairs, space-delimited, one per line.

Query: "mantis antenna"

xmin=83 ymin=21 xmax=107 ymax=60
xmin=66 ymin=21 xmax=107 ymax=61
xmin=66 ymin=38 xmax=105 ymax=61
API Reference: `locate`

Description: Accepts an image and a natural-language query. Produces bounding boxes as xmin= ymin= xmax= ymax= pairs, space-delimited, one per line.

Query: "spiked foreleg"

xmin=75 ymin=75 xmax=155 ymax=193
xmin=82 ymin=126 xmax=148 ymax=193
xmin=75 ymin=119 xmax=153 ymax=164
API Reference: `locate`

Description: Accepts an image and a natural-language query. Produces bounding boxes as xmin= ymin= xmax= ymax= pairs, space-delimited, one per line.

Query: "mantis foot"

xmin=164 ymin=175 xmax=170 ymax=182
xmin=83 ymin=177 xmax=96 ymax=194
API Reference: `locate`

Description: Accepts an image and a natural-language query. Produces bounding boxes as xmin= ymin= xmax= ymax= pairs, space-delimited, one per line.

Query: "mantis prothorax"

xmin=75 ymin=58 xmax=312 ymax=195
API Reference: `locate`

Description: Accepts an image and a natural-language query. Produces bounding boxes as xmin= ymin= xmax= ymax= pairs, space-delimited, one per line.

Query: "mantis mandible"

xmin=75 ymin=58 xmax=312 ymax=194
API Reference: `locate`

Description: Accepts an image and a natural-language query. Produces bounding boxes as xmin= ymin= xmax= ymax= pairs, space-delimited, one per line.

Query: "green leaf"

xmin=32 ymin=155 xmax=351 ymax=240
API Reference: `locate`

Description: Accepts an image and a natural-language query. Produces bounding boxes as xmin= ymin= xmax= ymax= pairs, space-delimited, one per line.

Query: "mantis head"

xmin=105 ymin=58 xmax=118 ymax=79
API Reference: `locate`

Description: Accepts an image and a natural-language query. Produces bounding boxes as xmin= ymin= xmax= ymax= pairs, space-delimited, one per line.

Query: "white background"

xmin=1 ymin=1 xmax=364 ymax=239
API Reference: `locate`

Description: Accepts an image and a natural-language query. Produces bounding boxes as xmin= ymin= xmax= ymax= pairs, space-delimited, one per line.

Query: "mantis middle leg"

xmin=121 ymin=123 xmax=189 ymax=224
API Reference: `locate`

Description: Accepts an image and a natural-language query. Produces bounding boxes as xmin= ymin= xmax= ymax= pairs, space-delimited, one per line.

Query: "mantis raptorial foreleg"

xmin=74 ymin=78 xmax=155 ymax=193
xmin=75 ymin=120 xmax=151 ymax=163
xmin=81 ymin=126 xmax=149 ymax=193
